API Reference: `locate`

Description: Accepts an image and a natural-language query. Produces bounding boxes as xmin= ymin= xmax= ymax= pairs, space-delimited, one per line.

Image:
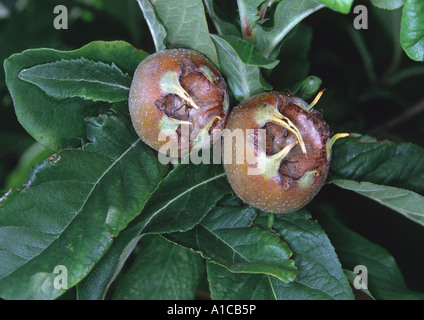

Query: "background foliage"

xmin=0 ymin=0 xmax=423 ymax=300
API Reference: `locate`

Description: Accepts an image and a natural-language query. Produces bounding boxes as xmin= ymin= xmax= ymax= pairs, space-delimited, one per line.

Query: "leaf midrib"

xmin=211 ymin=35 xmax=250 ymax=100
xmin=0 ymin=138 xmax=142 ymax=281
xmin=333 ymin=179 xmax=424 ymax=224
xmin=21 ymin=73 xmax=131 ymax=91
xmin=197 ymin=224 xmax=252 ymax=263
xmin=139 ymin=172 xmax=227 ymax=233
xmin=152 ymin=241 xmax=176 ymax=299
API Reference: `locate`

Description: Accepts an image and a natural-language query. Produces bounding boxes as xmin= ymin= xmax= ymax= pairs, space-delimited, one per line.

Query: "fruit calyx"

xmin=155 ymin=58 xmax=228 ymax=150
xmin=254 ymin=93 xmax=331 ymax=191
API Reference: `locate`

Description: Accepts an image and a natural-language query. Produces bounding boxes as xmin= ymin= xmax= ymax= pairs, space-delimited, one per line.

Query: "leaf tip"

xmin=17 ymin=68 xmax=28 ymax=80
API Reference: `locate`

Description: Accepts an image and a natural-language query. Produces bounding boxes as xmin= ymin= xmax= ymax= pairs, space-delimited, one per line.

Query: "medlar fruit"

xmin=129 ymin=49 xmax=229 ymax=156
xmin=223 ymin=91 xmax=347 ymax=214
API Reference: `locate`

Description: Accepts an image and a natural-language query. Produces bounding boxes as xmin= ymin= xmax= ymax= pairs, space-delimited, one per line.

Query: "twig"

xmin=369 ymin=97 xmax=424 ymax=136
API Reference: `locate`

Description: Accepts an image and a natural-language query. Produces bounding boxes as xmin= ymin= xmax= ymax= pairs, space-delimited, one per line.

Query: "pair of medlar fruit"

xmin=129 ymin=49 xmax=345 ymax=214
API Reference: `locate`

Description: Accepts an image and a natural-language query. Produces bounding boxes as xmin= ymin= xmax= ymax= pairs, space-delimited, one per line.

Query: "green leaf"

xmin=0 ymin=113 xmax=167 ymax=300
xmin=0 ymin=132 xmax=34 ymax=193
xmin=237 ymin=0 xmax=265 ymax=28
xmin=207 ymin=262 xmax=280 ymax=299
xmin=268 ymin=23 xmax=313 ymax=90
xmin=4 ymin=41 xmax=148 ymax=151
xmin=386 ymin=65 xmax=424 ymax=85
xmin=330 ymin=135 xmax=424 ymax=226
xmin=4 ymin=142 xmax=52 ymax=190
xmin=218 ymin=35 xmax=279 ymax=68
xmin=203 ymin=0 xmax=241 ymax=37
xmin=331 ymin=179 xmax=424 ymax=227
xmin=150 ymin=0 xmax=219 ymax=67
xmin=370 ymin=0 xmax=406 ymax=10
xmin=345 ymin=23 xmax=378 ymax=83
xmin=206 ymin=209 xmax=354 ymax=300
xmin=109 ymin=235 xmax=204 ymax=300
xmin=131 ymin=163 xmax=232 ymax=235
xmin=77 ymin=233 xmax=144 ymax=300
xmin=343 ymin=269 xmax=376 ymax=300
xmin=236 ymin=0 xmax=266 ymax=39
xmin=255 ymin=0 xmax=325 ymax=57
xmin=291 ymin=75 xmax=322 ymax=100
xmin=168 ymin=195 xmax=298 ymax=283
xmin=315 ymin=0 xmax=354 ymax=13
xmin=18 ymin=58 xmax=132 ymax=103
xmin=76 ymin=162 xmax=231 ymax=299
xmin=330 ymin=135 xmax=424 ymax=195
xmin=211 ymin=34 xmax=272 ymax=101
xmin=136 ymin=0 xmax=167 ymax=52
xmin=400 ymin=0 xmax=424 ymax=61
xmin=319 ymin=211 xmax=424 ymax=299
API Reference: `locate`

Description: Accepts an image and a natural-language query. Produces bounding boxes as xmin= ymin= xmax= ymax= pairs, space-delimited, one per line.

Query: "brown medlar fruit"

xmin=223 ymin=91 xmax=347 ymax=213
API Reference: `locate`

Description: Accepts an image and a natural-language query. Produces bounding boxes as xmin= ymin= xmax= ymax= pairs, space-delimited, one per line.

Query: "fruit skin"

xmin=129 ymin=48 xmax=229 ymax=154
xmin=223 ymin=92 xmax=331 ymax=214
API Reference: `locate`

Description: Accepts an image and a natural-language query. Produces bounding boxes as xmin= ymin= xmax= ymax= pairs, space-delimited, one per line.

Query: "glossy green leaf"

xmin=320 ymin=211 xmax=424 ymax=299
xmin=150 ymin=0 xmax=219 ymax=67
xmin=211 ymin=34 xmax=272 ymax=101
xmin=370 ymin=0 xmax=406 ymax=10
xmin=255 ymin=0 xmax=325 ymax=57
xmin=315 ymin=0 xmax=354 ymax=13
xmin=0 ymin=113 xmax=167 ymax=300
xmin=19 ymin=58 xmax=131 ymax=103
xmin=330 ymin=135 xmax=424 ymax=195
xmin=109 ymin=235 xmax=204 ymax=300
xmin=136 ymin=0 xmax=167 ymax=52
xmin=331 ymin=179 xmax=424 ymax=227
xmin=207 ymin=209 xmax=354 ymax=300
xmin=4 ymin=41 xmax=148 ymax=151
xmin=400 ymin=0 xmax=424 ymax=61
xmin=168 ymin=195 xmax=298 ymax=283
xmin=77 ymin=161 xmax=231 ymax=299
